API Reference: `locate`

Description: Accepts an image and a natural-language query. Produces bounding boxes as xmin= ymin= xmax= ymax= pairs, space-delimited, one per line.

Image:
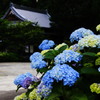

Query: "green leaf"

xmin=37 ymin=67 xmax=48 ymax=73
xmin=57 ymin=45 xmax=68 ymax=53
xmin=82 ymin=52 xmax=97 ymax=57
xmin=44 ymin=50 xmax=58 ymax=59
xmin=80 ymin=67 xmax=100 ymax=75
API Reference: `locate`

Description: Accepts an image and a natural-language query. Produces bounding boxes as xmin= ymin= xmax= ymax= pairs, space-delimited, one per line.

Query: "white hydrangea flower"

xmin=98 ymin=67 xmax=100 ymax=72
xmin=78 ymin=35 xmax=100 ymax=49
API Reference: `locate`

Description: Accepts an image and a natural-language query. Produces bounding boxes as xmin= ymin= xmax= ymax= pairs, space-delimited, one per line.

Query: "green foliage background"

xmin=1 ymin=0 xmax=100 ymax=37
xmin=1 ymin=0 xmax=100 ymax=61
xmin=0 ymin=19 xmax=46 ymax=61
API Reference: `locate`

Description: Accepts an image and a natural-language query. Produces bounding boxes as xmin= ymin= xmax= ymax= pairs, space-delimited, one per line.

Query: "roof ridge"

xmin=1 ymin=2 xmax=51 ymax=28
xmin=10 ymin=2 xmax=47 ymax=14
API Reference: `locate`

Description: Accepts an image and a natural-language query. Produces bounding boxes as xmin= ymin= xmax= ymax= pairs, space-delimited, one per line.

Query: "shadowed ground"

xmin=0 ymin=89 xmax=26 ymax=100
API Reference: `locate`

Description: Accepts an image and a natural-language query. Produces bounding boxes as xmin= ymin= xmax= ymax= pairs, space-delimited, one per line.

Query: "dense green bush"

xmin=0 ymin=19 xmax=48 ymax=61
xmin=13 ymin=27 xmax=100 ymax=100
xmin=0 ymin=52 xmax=19 ymax=62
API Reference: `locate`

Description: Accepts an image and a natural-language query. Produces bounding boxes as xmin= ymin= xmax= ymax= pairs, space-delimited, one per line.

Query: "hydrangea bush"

xmin=14 ymin=26 xmax=100 ymax=100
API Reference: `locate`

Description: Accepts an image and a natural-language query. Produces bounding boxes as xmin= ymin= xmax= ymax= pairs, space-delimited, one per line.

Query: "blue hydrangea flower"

xmin=37 ymin=64 xmax=79 ymax=97
xmin=54 ymin=50 xmax=83 ymax=65
xmin=70 ymin=28 xmax=94 ymax=43
xmin=30 ymin=52 xmax=44 ymax=62
xmin=41 ymin=70 xmax=54 ymax=87
xmin=31 ymin=60 xmax=47 ymax=69
xmin=51 ymin=64 xmax=79 ymax=86
xmin=14 ymin=72 xmax=39 ymax=89
xmin=37 ymin=82 xmax=52 ymax=97
xmin=39 ymin=39 xmax=55 ymax=50
xmin=30 ymin=52 xmax=47 ymax=69
xmin=41 ymin=64 xmax=79 ymax=87
xmin=14 ymin=74 xmax=26 ymax=86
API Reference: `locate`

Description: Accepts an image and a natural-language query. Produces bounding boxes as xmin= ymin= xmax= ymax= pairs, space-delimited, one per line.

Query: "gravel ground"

xmin=0 ymin=62 xmax=41 ymax=100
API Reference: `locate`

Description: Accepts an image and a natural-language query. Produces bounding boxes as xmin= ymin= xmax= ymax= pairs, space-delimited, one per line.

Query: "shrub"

xmin=0 ymin=52 xmax=19 ymax=62
xmin=13 ymin=27 xmax=100 ymax=100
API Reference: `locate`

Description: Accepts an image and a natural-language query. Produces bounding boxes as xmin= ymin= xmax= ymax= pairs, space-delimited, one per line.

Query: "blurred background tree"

xmin=0 ymin=0 xmax=100 ymax=61
xmin=37 ymin=0 xmax=100 ymax=40
xmin=0 ymin=20 xmax=46 ymax=61
xmin=1 ymin=0 xmax=100 ymax=37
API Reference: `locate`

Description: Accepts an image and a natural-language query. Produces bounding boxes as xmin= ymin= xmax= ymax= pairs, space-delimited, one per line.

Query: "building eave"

xmin=1 ymin=3 xmax=51 ymax=28
xmin=11 ymin=7 xmax=26 ymax=21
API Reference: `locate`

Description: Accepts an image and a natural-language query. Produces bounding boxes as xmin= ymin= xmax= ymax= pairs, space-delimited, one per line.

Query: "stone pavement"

xmin=0 ymin=62 xmax=41 ymax=100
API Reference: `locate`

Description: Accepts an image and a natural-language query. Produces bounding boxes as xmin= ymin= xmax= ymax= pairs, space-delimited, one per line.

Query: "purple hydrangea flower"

xmin=21 ymin=77 xmax=32 ymax=89
xmin=14 ymin=72 xmax=33 ymax=85
xmin=14 ymin=72 xmax=40 ymax=89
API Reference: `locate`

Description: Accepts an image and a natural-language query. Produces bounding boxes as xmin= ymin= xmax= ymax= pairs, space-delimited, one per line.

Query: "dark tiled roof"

xmin=10 ymin=3 xmax=47 ymax=14
xmin=2 ymin=3 xmax=51 ymax=28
